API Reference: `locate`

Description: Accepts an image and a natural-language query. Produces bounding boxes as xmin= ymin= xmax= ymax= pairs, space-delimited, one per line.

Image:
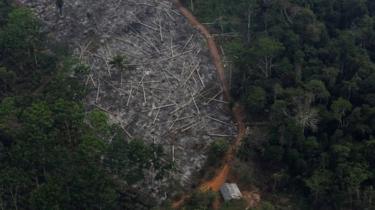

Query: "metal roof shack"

xmin=220 ymin=183 xmax=243 ymax=201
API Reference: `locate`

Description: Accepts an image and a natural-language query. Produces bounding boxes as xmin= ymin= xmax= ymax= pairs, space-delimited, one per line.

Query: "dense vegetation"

xmin=184 ymin=0 xmax=375 ymax=209
xmin=0 ymin=2 xmax=171 ymax=209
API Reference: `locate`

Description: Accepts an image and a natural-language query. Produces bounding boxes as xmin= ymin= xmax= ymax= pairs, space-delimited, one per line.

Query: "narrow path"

xmin=171 ymin=0 xmax=247 ymax=208
xmin=172 ymin=0 xmax=230 ymax=101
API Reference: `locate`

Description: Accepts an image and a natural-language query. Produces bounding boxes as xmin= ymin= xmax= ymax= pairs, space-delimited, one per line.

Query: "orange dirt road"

xmin=199 ymin=104 xmax=246 ymax=192
xmin=172 ymin=0 xmax=247 ymax=208
xmin=172 ymin=0 xmax=230 ymax=101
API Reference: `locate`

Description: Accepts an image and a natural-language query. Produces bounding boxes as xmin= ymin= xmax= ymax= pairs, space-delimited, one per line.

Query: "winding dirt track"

xmin=172 ymin=0 xmax=230 ymax=101
xmin=172 ymin=0 xmax=247 ymax=208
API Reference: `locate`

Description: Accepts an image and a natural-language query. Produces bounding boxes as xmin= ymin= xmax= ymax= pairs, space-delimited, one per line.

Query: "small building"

xmin=220 ymin=183 xmax=243 ymax=201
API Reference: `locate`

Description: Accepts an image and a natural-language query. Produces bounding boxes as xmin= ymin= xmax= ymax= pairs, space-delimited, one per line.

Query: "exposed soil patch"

xmin=243 ymin=191 xmax=261 ymax=209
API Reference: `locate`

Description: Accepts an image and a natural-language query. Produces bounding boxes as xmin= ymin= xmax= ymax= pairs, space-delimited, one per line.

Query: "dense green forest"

xmin=0 ymin=2 xmax=172 ymax=209
xmin=184 ymin=0 xmax=375 ymax=209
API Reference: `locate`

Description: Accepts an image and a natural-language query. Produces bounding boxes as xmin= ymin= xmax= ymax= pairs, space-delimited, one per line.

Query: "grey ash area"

xmin=19 ymin=0 xmax=235 ymax=194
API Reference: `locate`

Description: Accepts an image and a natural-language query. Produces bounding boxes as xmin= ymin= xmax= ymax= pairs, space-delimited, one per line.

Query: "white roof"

xmin=220 ymin=183 xmax=242 ymax=201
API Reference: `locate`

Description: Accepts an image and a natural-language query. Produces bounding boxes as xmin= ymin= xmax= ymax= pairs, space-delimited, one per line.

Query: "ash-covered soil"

xmin=19 ymin=0 xmax=235 ymax=196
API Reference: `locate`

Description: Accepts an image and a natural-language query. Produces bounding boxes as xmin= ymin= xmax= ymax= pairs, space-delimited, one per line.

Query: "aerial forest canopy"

xmin=184 ymin=0 xmax=375 ymax=209
xmin=1 ymin=0 xmax=375 ymax=209
xmin=0 ymin=2 xmax=171 ymax=209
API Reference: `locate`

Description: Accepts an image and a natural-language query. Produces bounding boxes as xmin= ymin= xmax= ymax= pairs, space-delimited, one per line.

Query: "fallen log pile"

xmin=19 ymin=0 xmax=235 ymax=197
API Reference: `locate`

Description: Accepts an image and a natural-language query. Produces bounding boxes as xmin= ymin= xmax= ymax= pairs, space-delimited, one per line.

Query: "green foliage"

xmin=110 ymin=54 xmax=128 ymax=68
xmin=305 ymin=80 xmax=330 ymax=102
xmin=190 ymin=0 xmax=375 ymax=208
xmin=331 ymin=97 xmax=352 ymax=126
xmin=208 ymin=138 xmax=229 ymax=165
xmin=220 ymin=199 xmax=247 ymax=210
xmin=0 ymin=67 xmax=15 ymax=96
xmin=87 ymin=109 xmax=112 ymax=137
xmin=185 ymin=191 xmax=216 ymax=210
xmin=105 ymin=137 xmax=172 ymax=185
xmin=252 ymin=201 xmax=276 ymax=210
xmin=239 ymin=36 xmax=284 ymax=79
xmin=211 ymin=139 xmax=229 ymax=154
xmin=252 ymin=37 xmax=284 ymax=59
xmin=245 ymin=86 xmax=267 ymax=113
xmin=0 ymin=7 xmax=39 ymax=51
xmin=263 ymin=145 xmax=284 ymax=162
xmin=0 ymin=4 xmax=170 ymax=210
xmin=304 ymin=169 xmax=334 ymax=200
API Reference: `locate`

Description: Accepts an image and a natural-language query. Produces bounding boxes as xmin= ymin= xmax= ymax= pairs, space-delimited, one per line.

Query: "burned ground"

xmin=19 ymin=0 xmax=235 ymax=196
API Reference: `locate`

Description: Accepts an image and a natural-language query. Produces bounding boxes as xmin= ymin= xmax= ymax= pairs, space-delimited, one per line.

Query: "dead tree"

xmin=56 ymin=0 xmax=64 ymax=16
